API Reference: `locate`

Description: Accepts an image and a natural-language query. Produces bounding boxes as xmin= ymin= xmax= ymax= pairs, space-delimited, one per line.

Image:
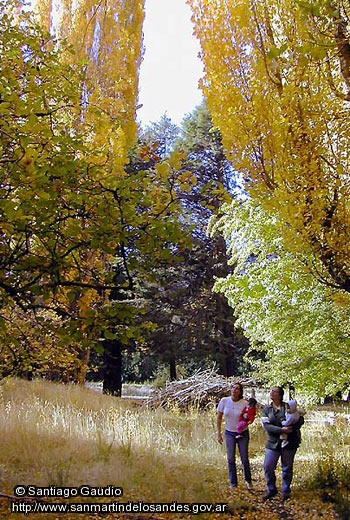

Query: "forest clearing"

xmin=1 ymin=1 xmax=350 ymax=517
xmin=0 ymin=378 xmax=349 ymax=520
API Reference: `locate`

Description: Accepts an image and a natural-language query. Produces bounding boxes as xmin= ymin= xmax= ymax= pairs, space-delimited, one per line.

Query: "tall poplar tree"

xmin=189 ymin=0 xmax=350 ymax=293
xmin=39 ymin=0 xmax=146 ymax=394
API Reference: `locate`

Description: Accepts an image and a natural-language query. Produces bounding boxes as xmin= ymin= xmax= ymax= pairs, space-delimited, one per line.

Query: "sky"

xmin=137 ymin=0 xmax=204 ymax=127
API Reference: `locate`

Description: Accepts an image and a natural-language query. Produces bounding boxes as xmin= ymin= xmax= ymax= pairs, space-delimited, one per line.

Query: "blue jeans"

xmin=264 ymin=448 xmax=297 ymax=494
xmin=225 ymin=429 xmax=252 ymax=486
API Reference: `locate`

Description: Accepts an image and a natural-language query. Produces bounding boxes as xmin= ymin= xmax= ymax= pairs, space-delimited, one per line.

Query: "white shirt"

xmin=217 ymin=397 xmax=248 ymax=432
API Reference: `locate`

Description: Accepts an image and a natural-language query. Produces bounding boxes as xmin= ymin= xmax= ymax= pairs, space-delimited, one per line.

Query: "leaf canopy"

xmin=189 ymin=0 xmax=350 ymax=292
xmin=211 ymin=198 xmax=350 ymax=401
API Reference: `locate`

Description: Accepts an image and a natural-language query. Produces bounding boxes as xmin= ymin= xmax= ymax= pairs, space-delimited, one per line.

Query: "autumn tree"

xmin=0 ymin=1 xmax=194 ymax=393
xmin=189 ymin=0 xmax=350 ymax=293
xmin=0 ymin=4 xmax=105 ymax=379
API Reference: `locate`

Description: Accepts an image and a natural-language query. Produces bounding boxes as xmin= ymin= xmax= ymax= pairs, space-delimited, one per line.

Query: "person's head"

xmin=287 ymin=400 xmax=297 ymax=413
xmin=230 ymin=382 xmax=244 ymax=401
xmin=248 ymin=397 xmax=257 ymax=408
xmin=270 ymin=386 xmax=284 ymax=404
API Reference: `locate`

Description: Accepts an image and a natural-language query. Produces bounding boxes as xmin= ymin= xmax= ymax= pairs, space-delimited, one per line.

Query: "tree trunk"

xmin=103 ymin=339 xmax=123 ymax=396
xmin=169 ymin=357 xmax=177 ymax=381
xmin=75 ymin=348 xmax=91 ymax=385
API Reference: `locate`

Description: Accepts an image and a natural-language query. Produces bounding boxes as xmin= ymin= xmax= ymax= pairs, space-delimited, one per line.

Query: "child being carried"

xmin=236 ymin=397 xmax=257 ymax=437
xmin=280 ymin=399 xmax=305 ymax=448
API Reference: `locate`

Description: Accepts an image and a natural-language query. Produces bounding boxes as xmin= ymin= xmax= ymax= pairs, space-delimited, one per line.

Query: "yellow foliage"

xmin=77 ymin=289 xmax=100 ymax=318
xmin=26 ymin=0 xmax=145 ymax=324
xmin=189 ymin=0 xmax=350 ymax=290
xmin=37 ymin=0 xmax=145 ymax=175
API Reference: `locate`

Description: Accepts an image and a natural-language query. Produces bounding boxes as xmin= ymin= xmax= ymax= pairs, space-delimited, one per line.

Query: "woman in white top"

xmin=217 ymin=383 xmax=253 ymax=491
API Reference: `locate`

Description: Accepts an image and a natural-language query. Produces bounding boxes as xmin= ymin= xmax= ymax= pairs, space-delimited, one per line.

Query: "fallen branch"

xmin=146 ymin=368 xmax=260 ymax=410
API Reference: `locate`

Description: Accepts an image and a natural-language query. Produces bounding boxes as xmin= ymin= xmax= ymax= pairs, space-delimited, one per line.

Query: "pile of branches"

xmin=146 ymin=368 xmax=259 ymax=410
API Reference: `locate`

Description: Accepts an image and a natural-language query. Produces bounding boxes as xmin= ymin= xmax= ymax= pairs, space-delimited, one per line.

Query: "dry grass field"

xmin=0 ymin=378 xmax=348 ymax=519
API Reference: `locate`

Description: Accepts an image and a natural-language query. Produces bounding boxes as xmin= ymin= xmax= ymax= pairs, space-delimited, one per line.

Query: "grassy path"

xmin=0 ymin=463 xmax=339 ymax=520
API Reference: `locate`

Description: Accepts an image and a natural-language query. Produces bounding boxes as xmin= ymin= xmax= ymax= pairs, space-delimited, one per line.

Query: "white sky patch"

xmin=137 ymin=0 xmax=204 ymax=127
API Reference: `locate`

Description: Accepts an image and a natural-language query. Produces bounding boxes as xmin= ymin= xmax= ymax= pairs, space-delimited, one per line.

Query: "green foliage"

xmin=0 ymin=3 xmax=193 ymax=382
xmin=133 ymin=105 xmax=248 ymax=380
xmin=0 ymin=8 xmax=87 ymax=300
xmin=140 ymin=114 xmax=181 ymax=159
xmin=210 ymin=198 xmax=350 ymax=400
xmin=1 ymin=9 xmax=92 ymax=291
xmin=0 ymin=6 xmax=101 ymax=375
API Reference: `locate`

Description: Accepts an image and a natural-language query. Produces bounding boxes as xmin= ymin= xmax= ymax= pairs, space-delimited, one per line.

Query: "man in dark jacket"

xmin=261 ymin=386 xmax=304 ymax=501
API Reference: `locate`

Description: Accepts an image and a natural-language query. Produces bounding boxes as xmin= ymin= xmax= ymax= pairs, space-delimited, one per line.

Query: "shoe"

xmin=229 ymin=484 xmax=237 ymax=491
xmin=263 ymin=490 xmax=278 ymax=501
xmin=282 ymin=492 xmax=291 ymax=501
xmin=245 ymin=481 xmax=253 ymax=491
